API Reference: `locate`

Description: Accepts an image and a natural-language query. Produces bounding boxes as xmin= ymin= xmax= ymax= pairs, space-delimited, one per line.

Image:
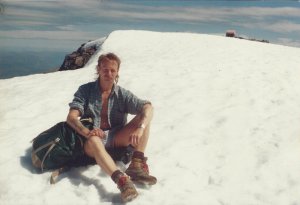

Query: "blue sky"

xmin=1 ymin=0 xmax=300 ymax=51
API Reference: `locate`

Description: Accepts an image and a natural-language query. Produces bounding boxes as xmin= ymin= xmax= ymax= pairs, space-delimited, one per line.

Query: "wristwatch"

xmin=138 ymin=123 xmax=146 ymax=129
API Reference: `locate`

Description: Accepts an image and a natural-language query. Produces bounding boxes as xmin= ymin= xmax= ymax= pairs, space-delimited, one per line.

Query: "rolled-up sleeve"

xmin=69 ymin=85 xmax=88 ymax=115
xmin=123 ymin=89 xmax=151 ymax=115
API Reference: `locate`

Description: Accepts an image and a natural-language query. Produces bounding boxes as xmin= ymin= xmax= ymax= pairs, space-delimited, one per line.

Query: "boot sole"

xmin=122 ymin=192 xmax=138 ymax=203
xmin=131 ymin=178 xmax=157 ymax=186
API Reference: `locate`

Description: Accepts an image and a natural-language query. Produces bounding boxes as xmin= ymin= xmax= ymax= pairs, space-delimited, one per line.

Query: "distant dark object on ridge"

xmin=225 ymin=30 xmax=269 ymax=44
xmin=226 ymin=30 xmax=236 ymax=38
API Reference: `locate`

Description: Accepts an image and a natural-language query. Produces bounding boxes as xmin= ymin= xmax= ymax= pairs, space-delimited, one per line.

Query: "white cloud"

xmin=1 ymin=20 xmax=51 ymax=27
xmin=0 ymin=30 xmax=99 ymax=41
xmin=4 ymin=6 xmax=53 ymax=19
xmin=92 ymin=4 xmax=300 ymax=22
xmin=2 ymin=1 xmax=300 ymax=48
xmin=232 ymin=6 xmax=300 ymax=18
xmin=4 ymin=2 xmax=300 ymax=28
xmin=4 ymin=1 xmax=300 ymax=23
xmin=5 ymin=0 xmax=103 ymax=10
xmin=275 ymin=37 xmax=300 ymax=48
xmin=93 ymin=7 xmax=227 ymax=23
xmin=56 ymin=25 xmax=77 ymax=31
xmin=234 ymin=21 xmax=300 ymax=34
xmin=265 ymin=21 xmax=300 ymax=33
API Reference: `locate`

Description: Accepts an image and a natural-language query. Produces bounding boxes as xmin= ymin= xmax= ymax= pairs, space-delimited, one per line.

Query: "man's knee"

xmin=84 ymin=136 xmax=105 ymax=157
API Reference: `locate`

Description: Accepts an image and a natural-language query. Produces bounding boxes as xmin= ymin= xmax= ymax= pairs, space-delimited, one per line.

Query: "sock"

xmin=111 ymin=170 xmax=123 ymax=183
xmin=132 ymin=151 xmax=144 ymax=160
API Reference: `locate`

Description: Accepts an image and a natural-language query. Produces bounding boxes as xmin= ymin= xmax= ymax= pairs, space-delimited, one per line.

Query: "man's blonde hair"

xmin=97 ymin=53 xmax=121 ymax=83
xmin=98 ymin=52 xmax=121 ymax=69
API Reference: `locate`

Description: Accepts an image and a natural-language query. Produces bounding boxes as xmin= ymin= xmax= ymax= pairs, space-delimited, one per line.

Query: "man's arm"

xmin=66 ymin=109 xmax=91 ymax=138
xmin=129 ymin=103 xmax=153 ymax=147
xmin=137 ymin=103 xmax=153 ymax=128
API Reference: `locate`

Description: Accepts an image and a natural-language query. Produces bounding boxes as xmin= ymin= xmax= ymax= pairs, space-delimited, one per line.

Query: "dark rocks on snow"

xmin=59 ymin=42 xmax=98 ymax=71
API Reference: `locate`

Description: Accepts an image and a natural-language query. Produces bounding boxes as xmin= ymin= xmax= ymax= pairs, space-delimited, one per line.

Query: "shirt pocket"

xmin=110 ymin=103 xmax=126 ymax=126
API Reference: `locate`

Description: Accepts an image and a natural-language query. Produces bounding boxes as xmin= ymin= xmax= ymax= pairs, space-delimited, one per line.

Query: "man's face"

xmin=98 ymin=59 xmax=119 ymax=83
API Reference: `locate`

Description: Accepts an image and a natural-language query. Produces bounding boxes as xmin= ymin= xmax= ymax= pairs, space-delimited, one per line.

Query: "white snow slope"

xmin=1 ymin=30 xmax=300 ymax=205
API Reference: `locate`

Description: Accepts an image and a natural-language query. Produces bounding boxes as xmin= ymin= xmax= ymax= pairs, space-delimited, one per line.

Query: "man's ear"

xmin=96 ymin=65 xmax=101 ymax=74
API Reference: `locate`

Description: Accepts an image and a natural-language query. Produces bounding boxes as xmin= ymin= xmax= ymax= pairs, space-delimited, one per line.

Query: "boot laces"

xmin=118 ymin=175 xmax=128 ymax=189
xmin=142 ymin=159 xmax=149 ymax=174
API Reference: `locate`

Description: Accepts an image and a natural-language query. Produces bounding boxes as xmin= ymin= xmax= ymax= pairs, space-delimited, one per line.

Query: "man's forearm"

xmin=138 ymin=103 xmax=153 ymax=127
xmin=67 ymin=115 xmax=90 ymax=138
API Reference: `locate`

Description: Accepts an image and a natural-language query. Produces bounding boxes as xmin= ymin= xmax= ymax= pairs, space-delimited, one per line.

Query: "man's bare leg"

xmin=84 ymin=136 xmax=118 ymax=175
xmin=112 ymin=115 xmax=150 ymax=151
xmin=84 ymin=136 xmax=138 ymax=202
xmin=112 ymin=116 xmax=157 ymax=185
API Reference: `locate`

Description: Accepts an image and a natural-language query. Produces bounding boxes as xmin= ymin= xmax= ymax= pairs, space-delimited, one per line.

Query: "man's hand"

xmin=87 ymin=128 xmax=106 ymax=139
xmin=130 ymin=128 xmax=144 ymax=146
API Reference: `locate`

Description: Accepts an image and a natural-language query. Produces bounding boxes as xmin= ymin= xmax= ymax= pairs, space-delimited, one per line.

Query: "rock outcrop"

xmin=59 ymin=37 xmax=106 ymax=71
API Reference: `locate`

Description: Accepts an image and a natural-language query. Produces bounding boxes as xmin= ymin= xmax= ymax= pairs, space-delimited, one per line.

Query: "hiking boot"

xmin=125 ymin=157 xmax=157 ymax=185
xmin=117 ymin=174 xmax=138 ymax=202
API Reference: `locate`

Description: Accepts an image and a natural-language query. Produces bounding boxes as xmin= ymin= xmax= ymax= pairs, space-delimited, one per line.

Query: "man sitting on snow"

xmin=67 ymin=52 xmax=156 ymax=202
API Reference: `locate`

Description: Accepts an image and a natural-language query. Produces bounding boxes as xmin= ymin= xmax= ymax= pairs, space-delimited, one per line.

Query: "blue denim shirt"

xmin=69 ymin=79 xmax=150 ymax=132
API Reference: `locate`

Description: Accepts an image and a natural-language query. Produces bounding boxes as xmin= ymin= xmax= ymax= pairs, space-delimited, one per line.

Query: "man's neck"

xmin=99 ymin=79 xmax=113 ymax=93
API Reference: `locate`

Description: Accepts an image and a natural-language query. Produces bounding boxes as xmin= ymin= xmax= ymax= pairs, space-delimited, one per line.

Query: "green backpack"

xmin=31 ymin=121 xmax=88 ymax=171
xmin=31 ymin=119 xmax=133 ymax=184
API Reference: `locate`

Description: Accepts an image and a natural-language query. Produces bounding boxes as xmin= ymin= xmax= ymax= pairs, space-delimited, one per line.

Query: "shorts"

xmin=78 ymin=126 xmax=133 ymax=165
xmin=102 ymin=126 xmax=121 ymax=147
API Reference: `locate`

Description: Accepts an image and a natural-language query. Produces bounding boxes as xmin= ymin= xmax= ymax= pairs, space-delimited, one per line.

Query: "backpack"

xmin=31 ymin=118 xmax=133 ymax=184
xmin=31 ymin=120 xmax=89 ymax=171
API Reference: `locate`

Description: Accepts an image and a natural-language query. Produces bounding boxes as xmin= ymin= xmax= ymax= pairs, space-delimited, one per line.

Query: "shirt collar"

xmin=111 ymin=83 xmax=120 ymax=97
xmin=95 ymin=78 xmax=119 ymax=97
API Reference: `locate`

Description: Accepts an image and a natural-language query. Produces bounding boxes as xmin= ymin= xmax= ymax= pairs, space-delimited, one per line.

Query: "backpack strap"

xmin=32 ymin=137 xmax=60 ymax=171
xmin=32 ymin=138 xmax=60 ymax=155
xmin=50 ymin=166 xmax=70 ymax=184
